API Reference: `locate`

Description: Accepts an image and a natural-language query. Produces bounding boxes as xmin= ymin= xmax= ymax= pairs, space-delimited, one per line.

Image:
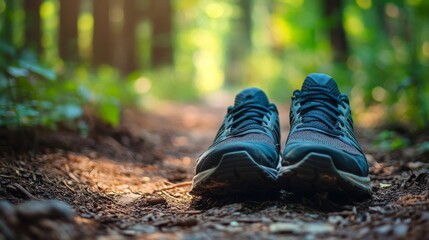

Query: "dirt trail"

xmin=1 ymin=101 xmax=428 ymax=239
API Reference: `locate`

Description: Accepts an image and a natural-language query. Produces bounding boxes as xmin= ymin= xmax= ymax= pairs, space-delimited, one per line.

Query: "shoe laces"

xmin=294 ymin=87 xmax=348 ymax=136
xmin=228 ymin=101 xmax=271 ymax=135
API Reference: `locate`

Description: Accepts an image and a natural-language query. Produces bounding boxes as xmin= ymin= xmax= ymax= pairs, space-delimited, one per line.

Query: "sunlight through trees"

xmin=0 ymin=0 xmax=428 ymax=129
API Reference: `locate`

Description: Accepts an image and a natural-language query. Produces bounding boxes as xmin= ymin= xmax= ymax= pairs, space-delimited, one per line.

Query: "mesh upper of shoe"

xmin=215 ymin=133 xmax=274 ymax=146
xmin=288 ymin=130 xmax=361 ymax=155
xmin=286 ymin=73 xmax=364 ymax=155
xmin=196 ymin=88 xmax=280 ymax=172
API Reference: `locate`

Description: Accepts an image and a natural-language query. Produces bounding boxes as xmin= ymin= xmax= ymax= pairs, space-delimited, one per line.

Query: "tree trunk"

xmin=323 ymin=0 xmax=348 ymax=62
xmin=224 ymin=0 xmax=253 ymax=85
xmin=92 ymin=0 xmax=112 ymax=67
xmin=23 ymin=0 xmax=42 ymax=54
xmin=59 ymin=0 xmax=80 ymax=61
xmin=119 ymin=0 xmax=138 ymax=74
xmin=2 ymin=0 xmax=15 ymax=47
xmin=240 ymin=0 xmax=252 ymax=49
xmin=149 ymin=0 xmax=173 ymax=68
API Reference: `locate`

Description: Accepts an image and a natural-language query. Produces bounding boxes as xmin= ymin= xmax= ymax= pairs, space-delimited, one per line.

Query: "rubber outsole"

xmin=278 ymin=152 xmax=372 ymax=197
xmin=190 ymin=151 xmax=278 ymax=196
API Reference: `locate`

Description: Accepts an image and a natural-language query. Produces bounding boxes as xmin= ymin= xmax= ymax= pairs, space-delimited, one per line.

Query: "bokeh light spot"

xmin=422 ymin=41 xmax=429 ymax=58
xmin=372 ymin=86 xmax=387 ymax=102
xmin=206 ymin=2 xmax=225 ymax=18
xmin=40 ymin=1 xmax=55 ymax=18
xmin=345 ymin=14 xmax=364 ymax=36
xmin=385 ymin=3 xmax=400 ymax=18
xmin=134 ymin=77 xmax=152 ymax=94
xmin=356 ymin=0 xmax=372 ymax=10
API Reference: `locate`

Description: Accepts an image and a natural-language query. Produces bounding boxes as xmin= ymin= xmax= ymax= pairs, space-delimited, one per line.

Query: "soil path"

xmin=1 ymin=101 xmax=428 ymax=239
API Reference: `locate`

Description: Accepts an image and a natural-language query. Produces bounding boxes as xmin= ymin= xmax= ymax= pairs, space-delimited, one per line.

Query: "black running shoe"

xmin=279 ymin=73 xmax=371 ymax=197
xmin=191 ymin=88 xmax=281 ymax=195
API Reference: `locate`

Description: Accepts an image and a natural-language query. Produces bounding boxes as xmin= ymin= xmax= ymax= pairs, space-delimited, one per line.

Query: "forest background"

xmin=1 ymin=0 xmax=429 ymax=137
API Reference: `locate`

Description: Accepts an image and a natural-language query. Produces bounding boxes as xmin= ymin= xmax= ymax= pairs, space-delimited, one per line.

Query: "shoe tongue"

xmin=234 ymin=88 xmax=269 ymax=106
xmin=301 ymin=73 xmax=341 ymax=96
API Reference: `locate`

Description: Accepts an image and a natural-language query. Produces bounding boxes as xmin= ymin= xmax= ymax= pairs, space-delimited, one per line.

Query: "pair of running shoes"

xmin=191 ymin=73 xmax=372 ymax=197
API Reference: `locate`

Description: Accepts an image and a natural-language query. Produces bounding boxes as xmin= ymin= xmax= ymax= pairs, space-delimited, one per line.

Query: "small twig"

xmin=161 ymin=190 xmax=181 ymax=200
xmin=162 ymin=179 xmax=174 ymax=185
xmin=154 ymin=181 xmax=192 ymax=192
xmin=43 ymin=173 xmax=53 ymax=183
xmin=65 ymin=164 xmax=70 ymax=172
xmin=63 ymin=180 xmax=76 ymax=192
xmin=89 ymin=167 xmax=97 ymax=176
xmin=67 ymin=172 xmax=80 ymax=183
xmin=0 ymin=174 xmax=14 ymax=178
xmin=7 ymin=183 xmax=39 ymax=200
xmin=163 ymin=210 xmax=203 ymax=214
xmin=402 ymin=201 xmax=429 ymax=206
xmin=182 ymin=210 xmax=203 ymax=214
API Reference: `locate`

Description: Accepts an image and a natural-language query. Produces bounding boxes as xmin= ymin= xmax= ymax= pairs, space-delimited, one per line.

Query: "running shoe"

xmin=191 ymin=88 xmax=281 ymax=195
xmin=279 ymin=73 xmax=372 ymax=196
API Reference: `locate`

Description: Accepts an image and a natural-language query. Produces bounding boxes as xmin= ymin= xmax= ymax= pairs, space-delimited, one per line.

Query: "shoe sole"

xmin=278 ymin=152 xmax=372 ymax=197
xmin=190 ymin=151 xmax=278 ymax=196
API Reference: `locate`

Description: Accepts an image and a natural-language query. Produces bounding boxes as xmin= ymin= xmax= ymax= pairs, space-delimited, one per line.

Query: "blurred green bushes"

xmin=1 ymin=0 xmax=428 ymax=131
xmin=0 ymin=42 xmax=138 ymax=132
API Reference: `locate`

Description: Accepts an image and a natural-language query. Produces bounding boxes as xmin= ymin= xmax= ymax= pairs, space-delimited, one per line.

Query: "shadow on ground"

xmin=1 ymin=103 xmax=429 ymax=239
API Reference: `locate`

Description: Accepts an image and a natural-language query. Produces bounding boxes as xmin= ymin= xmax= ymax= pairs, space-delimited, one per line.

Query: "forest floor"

xmin=1 ymin=99 xmax=429 ymax=240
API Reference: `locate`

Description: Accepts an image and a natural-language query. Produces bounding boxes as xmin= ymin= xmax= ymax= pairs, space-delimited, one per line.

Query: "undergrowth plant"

xmin=0 ymin=42 xmax=138 ymax=134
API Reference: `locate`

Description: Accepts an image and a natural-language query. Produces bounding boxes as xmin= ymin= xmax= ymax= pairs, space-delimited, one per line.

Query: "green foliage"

xmin=0 ymin=43 xmax=68 ymax=129
xmin=73 ymin=66 xmax=138 ymax=126
xmin=2 ymin=0 xmax=429 ymax=132
xmin=374 ymin=130 xmax=410 ymax=151
xmin=244 ymin=0 xmax=429 ymax=129
xmin=339 ymin=1 xmax=429 ymax=129
xmin=0 ymin=42 xmax=137 ymax=130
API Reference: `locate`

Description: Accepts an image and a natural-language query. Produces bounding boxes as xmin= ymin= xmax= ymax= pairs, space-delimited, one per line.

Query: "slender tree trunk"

xmin=23 ymin=0 xmax=42 ymax=54
xmin=149 ymin=0 xmax=173 ymax=68
xmin=374 ymin=1 xmax=390 ymax=37
xmin=225 ymin=0 xmax=253 ymax=85
xmin=323 ymin=0 xmax=348 ymax=62
xmin=2 ymin=0 xmax=15 ymax=46
xmin=59 ymin=0 xmax=80 ymax=61
xmin=92 ymin=0 xmax=112 ymax=67
xmin=119 ymin=0 xmax=138 ymax=74
xmin=240 ymin=0 xmax=252 ymax=49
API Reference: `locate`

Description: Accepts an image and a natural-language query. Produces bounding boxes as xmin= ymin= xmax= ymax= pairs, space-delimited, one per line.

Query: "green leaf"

xmin=61 ymin=103 xmax=83 ymax=120
xmin=374 ymin=130 xmax=409 ymax=151
xmin=78 ymin=86 xmax=92 ymax=101
xmin=98 ymin=99 xmax=120 ymax=126
xmin=7 ymin=66 xmax=29 ymax=78
xmin=16 ymin=104 xmax=39 ymax=118
xmin=18 ymin=60 xmax=56 ymax=81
